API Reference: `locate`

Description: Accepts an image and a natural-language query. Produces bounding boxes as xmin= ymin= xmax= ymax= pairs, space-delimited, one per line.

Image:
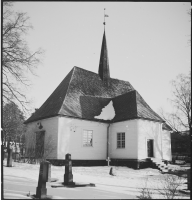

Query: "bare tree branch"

xmin=2 ymin=2 xmax=44 ymax=114
xmin=159 ymin=72 xmax=191 ymax=133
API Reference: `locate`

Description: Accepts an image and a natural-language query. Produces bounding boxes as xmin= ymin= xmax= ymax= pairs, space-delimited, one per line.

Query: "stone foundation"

xmin=110 ymin=159 xmax=152 ymax=169
xmin=47 ymin=159 xmax=152 ymax=169
xmin=47 ymin=159 xmax=106 ymax=166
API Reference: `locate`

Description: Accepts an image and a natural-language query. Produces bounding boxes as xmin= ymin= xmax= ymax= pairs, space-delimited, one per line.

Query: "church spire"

xmin=98 ymin=9 xmax=110 ymax=85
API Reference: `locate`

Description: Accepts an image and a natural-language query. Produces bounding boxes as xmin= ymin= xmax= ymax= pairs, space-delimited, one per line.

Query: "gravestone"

xmin=36 ymin=161 xmax=51 ymax=198
xmin=106 ymin=157 xmax=111 ymax=167
xmin=109 ymin=167 xmax=115 ymax=176
xmin=64 ymin=154 xmax=74 ymax=185
xmin=7 ymin=149 xmax=13 ymax=167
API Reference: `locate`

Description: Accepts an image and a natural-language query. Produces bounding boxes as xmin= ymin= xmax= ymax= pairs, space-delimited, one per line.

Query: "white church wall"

xmin=25 ymin=117 xmax=58 ymax=159
xmin=57 ymin=116 xmax=108 ymax=160
xmin=109 ymin=120 xmax=138 ymax=159
xmin=162 ymin=130 xmax=172 ymax=161
xmin=137 ymin=119 xmax=163 ymax=159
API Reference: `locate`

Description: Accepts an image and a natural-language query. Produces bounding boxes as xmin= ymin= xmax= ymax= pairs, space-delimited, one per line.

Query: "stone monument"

xmin=36 ymin=161 xmax=51 ymax=198
xmin=109 ymin=167 xmax=115 ymax=176
xmin=64 ymin=153 xmax=74 ymax=185
xmin=7 ymin=140 xmax=12 ymax=167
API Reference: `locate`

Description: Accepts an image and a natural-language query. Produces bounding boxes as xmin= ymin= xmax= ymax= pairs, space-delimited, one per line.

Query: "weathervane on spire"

xmin=103 ymin=8 xmax=109 ymax=26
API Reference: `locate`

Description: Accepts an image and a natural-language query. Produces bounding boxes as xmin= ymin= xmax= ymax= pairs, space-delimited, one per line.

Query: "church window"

xmin=117 ymin=132 xmax=125 ymax=148
xmin=83 ymin=130 xmax=93 ymax=147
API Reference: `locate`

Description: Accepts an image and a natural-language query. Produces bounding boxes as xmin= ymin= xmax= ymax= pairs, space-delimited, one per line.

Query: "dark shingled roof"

xmin=98 ymin=30 xmax=110 ymax=84
xmin=25 ymin=66 xmax=164 ymax=124
xmin=25 ymin=68 xmax=74 ymax=123
xmin=112 ymin=91 xmax=164 ymax=122
xmin=112 ymin=91 xmax=137 ymax=122
xmin=136 ymin=91 xmax=164 ymax=122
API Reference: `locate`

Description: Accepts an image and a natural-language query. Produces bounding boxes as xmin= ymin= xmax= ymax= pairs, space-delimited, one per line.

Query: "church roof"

xmin=25 ymin=66 xmax=164 ymax=124
xmin=98 ymin=30 xmax=110 ymax=85
xmin=75 ymin=90 xmax=164 ymax=123
xmin=25 ymin=28 xmax=164 ymax=124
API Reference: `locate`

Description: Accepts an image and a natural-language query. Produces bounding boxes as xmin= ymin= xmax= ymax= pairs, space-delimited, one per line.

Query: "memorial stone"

xmin=7 ymin=149 xmax=13 ymax=167
xmin=109 ymin=167 xmax=115 ymax=176
xmin=64 ymin=154 xmax=74 ymax=185
xmin=36 ymin=161 xmax=50 ymax=198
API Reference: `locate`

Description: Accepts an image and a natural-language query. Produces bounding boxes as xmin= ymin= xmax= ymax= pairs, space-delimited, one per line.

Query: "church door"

xmin=35 ymin=131 xmax=45 ymax=159
xmin=147 ymin=139 xmax=154 ymax=157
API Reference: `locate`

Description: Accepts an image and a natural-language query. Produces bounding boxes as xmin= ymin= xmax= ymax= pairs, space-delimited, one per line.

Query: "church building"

xmin=24 ymin=23 xmax=172 ymax=168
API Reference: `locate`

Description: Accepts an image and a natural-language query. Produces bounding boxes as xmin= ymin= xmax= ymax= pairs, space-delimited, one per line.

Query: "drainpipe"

xmin=107 ymin=124 xmax=110 ymax=158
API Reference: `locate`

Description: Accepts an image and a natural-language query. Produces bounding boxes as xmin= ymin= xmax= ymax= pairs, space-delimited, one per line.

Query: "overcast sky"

xmin=11 ymin=2 xmax=191 ymax=117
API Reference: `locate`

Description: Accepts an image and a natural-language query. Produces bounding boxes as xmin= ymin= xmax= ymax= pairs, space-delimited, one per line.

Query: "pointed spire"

xmin=98 ymin=29 xmax=110 ymax=85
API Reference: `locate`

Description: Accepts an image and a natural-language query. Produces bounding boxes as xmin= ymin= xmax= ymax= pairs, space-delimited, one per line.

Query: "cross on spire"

xmin=103 ymin=8 xmax=109 ymax=26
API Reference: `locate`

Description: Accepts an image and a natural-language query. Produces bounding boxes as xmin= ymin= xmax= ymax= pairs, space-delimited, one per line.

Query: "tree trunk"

xmin=15 ymin=139 xmax=17 ymax=161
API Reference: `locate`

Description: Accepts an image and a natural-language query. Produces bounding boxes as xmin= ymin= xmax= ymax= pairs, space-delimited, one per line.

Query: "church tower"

xmin=98 ymin=10 xmax=110 ymax=86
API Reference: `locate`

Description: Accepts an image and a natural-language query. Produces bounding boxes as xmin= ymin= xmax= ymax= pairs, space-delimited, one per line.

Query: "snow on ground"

xmin=3 ymin=160 xmax=190 ymax=199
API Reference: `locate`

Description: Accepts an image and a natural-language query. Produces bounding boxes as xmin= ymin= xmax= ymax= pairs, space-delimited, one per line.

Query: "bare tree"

xmin=137 ymin=173 xmax=185 ymax=199
xmin=137 ymin=176 xmax=153 ymax=199
xmin=157 ymin=174 xmax=184 ymax=199
xmin=2 ymin=2 xmax=44 ymax=112
xmin=159 ymin=72 xmax=191 ymax=133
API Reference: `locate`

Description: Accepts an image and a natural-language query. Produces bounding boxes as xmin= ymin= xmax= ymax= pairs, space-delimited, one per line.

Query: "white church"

xmin=24 ymin=24 xmax=172 ymax=168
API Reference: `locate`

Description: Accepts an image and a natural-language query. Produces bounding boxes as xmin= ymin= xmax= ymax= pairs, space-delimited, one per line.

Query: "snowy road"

xmin=3 ymin=175 xmax=136 ymax=199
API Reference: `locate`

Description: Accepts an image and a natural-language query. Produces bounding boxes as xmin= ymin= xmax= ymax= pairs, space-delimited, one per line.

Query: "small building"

xmin=24 ymin=27 xmax=172 ymax=168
